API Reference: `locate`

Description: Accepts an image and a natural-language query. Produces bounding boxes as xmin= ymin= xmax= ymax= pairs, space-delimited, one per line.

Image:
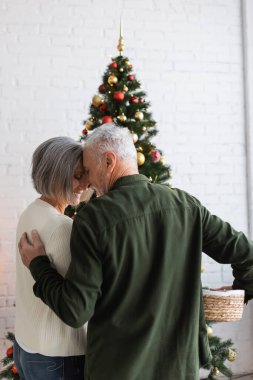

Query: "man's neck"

xmin=108 ymin=165 xmax=138 ymax=190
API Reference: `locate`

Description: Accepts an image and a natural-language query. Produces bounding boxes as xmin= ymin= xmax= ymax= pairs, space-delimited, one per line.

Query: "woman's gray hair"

xmin=32 ymin=137 xmax=83 ymax=202
xmin=84 ymin=123 xmax=137 ymax=163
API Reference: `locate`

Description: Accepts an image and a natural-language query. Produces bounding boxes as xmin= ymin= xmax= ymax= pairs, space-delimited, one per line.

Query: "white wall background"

xmin=0 ymin=0 xmax=253 ymax=377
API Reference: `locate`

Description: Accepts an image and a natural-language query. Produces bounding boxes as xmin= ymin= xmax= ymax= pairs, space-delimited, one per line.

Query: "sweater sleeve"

xmin=30 ymin=213 xmax=103 ymax=328
xmin=201 ymin=204 xmax=253 ymax=301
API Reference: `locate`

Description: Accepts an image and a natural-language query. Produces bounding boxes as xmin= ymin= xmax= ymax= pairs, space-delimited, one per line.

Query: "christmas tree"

xmin=204 ymin=323 xmax=237 ymax=379
xmin=0 ymin=333 xmax=19 ymax=379
xmin=80 ymin=26 xmax=172 ymax=184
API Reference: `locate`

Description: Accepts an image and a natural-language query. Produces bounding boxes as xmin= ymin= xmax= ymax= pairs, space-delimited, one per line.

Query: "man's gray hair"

xmin=84 ymin=123 xmax=137 ymax=163
xmin=32 ymin=136 xmax=83 ymax=202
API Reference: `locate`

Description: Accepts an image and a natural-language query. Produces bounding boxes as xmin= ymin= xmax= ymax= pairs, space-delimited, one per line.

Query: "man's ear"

xmin=105 ymin=151 xmax=117 ymax=172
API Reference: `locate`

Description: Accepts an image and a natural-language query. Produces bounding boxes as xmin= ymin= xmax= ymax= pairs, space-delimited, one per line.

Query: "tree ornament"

xmin=139 ymin=98 xmax=145 ymax=103
xmin=227 ymin=348 xmax=237 ymax=362
xmin=142 ymin=126 xmax=147 ymax=131
xmin=128 ymin=75 xmax=135 ymax=81
xmin=110 ymin=61 xmax=118 ymax=69
xmin=125 ymin=60 xmax=132 ymax=68
xmin=92 ymin=95 xmax=104 ymax=107
xmin=99 ymin=103 xmax=107 ymax=113
xmin=201 ymin=264 xmax=205 ymax=272
xmin=82 ymin=128 xmax=88 ymax=135
xmin=132 ymin=133 xmax=138 ymax=143
xmin=149 ymin=149 xmax=161 ymax=163
xmin=108 ymin=75 xmax=118 ymax=86
xmin=85 ymin=119 xmax=93 ymax=130
xmin=135 ymin=110 xmax=144 ymax=121
xmin=98 ymin=84 xmax=106 ymax=93
xmin=113 ymin=91 xmax=125 ymax=102
xmin=123 ymin=85 xmax=128 ymax=92
xmin=102 ymin=116 xmax=113 ymax=124
xmin=6 ymin=346 xmax=13 ymax=357
xmin=211 ymin=367 xmax=220 ymax=376
xmin=137 ymin=152 xmax=145 ymax=166
xmin=12 ymin=365 xmax=18 ymax=374
xmin=117 ymin=114 xmax=127 ymax=122
xmin=129 ymin=96 xmax=139 ymax=104
xmin=119 ymin=68 xmax=124 ymax=72
xmin=206 ymin=325 xmax=213 ymax=337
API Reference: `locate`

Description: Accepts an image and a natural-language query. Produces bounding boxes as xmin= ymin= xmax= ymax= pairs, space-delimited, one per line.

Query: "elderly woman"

xmin=14 ymin=137 xmax=90 ymax=380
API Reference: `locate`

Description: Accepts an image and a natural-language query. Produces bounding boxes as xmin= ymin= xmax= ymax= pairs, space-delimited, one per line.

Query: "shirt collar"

xmin=110 ymin=174 xmax=149 ymax=191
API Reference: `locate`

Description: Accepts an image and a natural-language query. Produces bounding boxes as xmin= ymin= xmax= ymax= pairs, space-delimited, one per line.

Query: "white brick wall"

xmin=1 ymin=0 xmax=253 ymax=376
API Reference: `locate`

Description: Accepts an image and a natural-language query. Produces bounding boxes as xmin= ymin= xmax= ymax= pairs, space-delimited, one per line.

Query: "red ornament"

xmin=12 ymin=365 xmax=18 ymax=374
xmin=102 ymin=116 xmax=113 ymax=124
xmin=98 ymin=84 xmax=106 ymax=93
xmin=129 ymin=96 xmax=139 ymax=104
xmin=99 ymin=103 xmax=107 ymax=112
xmin=128 ymin=75 xmax=135 ymax=81
xmin=110 ymin=62 xmax=118 ymax=69
xmin=139 ymin=98 xmax=145 ymax=103
xmin=82 ymin=128 xmax=88 ymax=135
xmin=113 ymin=91 xmax=125 ymax=102
xmin=6 ymin=346 xmax=13 ymax=357
xmin=149 ymin=149 xmax=161 ymax=163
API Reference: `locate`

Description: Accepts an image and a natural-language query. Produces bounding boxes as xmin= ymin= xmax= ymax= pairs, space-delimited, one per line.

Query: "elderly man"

xmin=19 ymin=123 xmax=253 ymax=380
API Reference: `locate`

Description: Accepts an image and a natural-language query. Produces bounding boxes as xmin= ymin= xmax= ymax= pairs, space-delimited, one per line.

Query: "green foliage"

xmin=81 ymin=54 xmax=172 ymax=184
xmin=202 ymin=324 xmax=236 ymax=380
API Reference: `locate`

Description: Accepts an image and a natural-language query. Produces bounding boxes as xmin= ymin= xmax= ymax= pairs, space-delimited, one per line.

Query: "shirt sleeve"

xmin=201 ymin=204 xmax=253 ymax=301
xmin=30 ymin=213 xmax=103 ymax=328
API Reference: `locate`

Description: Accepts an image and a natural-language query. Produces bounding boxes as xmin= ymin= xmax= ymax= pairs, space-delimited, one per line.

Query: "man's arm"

xmin=19 ymin=217 xmax=103 ymax=328
xmin=201 ymin=205 xmax=253 ymax=301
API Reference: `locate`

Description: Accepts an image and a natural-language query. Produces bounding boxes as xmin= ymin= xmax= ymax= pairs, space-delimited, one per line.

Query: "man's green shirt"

xmin=30 ymin=175 xmax=253 ymax=380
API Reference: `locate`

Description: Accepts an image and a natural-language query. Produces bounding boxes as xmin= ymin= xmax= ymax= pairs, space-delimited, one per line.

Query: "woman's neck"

xmin=40 ymin=195 xmax=66 ymax=214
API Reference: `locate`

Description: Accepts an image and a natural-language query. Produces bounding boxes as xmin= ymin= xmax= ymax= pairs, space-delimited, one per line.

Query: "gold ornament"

xmin=132 ymin=133 xmax=138 ymax=143
xmin=142 ymin=126 xmax=147 ymax=131
xmin=137 ymin=146 xmax=143 ymax=152
xmin=85 ymin=119 xmax=93 ymax=130
xmin=92 ymin=95 xmax=103 ymax=107
xmin=206 ymin=325 xmax=213 ymax=337
xmin=117 ymin=114 xmax=127 ymax=122
xmin=108 ymin=75 xmax=118 ymax=86
xmin=211 ymin=367 xmax=220 ymax=376
xmin=227 ymin=348 xmax=237 ymax=362
xmin=123 ymin=85 xmax=128 ymax=92
xmin=117 ymin=19 xmax=124 ymax=55
xmin=137 ymin=152 xmax=145 ymax=166
xmin=135 ymin=110 xmax=144 ymax=121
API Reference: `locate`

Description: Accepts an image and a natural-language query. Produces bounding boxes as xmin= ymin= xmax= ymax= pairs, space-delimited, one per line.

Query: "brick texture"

xmin=1 ymin=0 xmax=252 ymax=376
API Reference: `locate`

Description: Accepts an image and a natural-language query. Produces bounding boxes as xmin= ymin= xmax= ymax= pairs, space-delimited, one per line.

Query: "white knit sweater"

xmin=15 ymin=198 xmax=87 ymax=356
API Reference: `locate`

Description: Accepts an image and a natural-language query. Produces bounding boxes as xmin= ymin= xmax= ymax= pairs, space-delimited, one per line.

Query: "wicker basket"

xmin=203 ymin=289 xmax=245 ymax=322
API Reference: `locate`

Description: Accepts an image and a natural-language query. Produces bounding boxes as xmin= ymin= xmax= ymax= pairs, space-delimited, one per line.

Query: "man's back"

xmin=73 ymin=174 xmax=209 ymax=380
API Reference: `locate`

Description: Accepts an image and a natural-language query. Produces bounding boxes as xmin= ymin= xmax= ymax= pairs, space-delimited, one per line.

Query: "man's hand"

xmin=209 ymin=285 xmax=233 ymax=291
xmin=19 ymin=230 xmax=46 ymax=268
